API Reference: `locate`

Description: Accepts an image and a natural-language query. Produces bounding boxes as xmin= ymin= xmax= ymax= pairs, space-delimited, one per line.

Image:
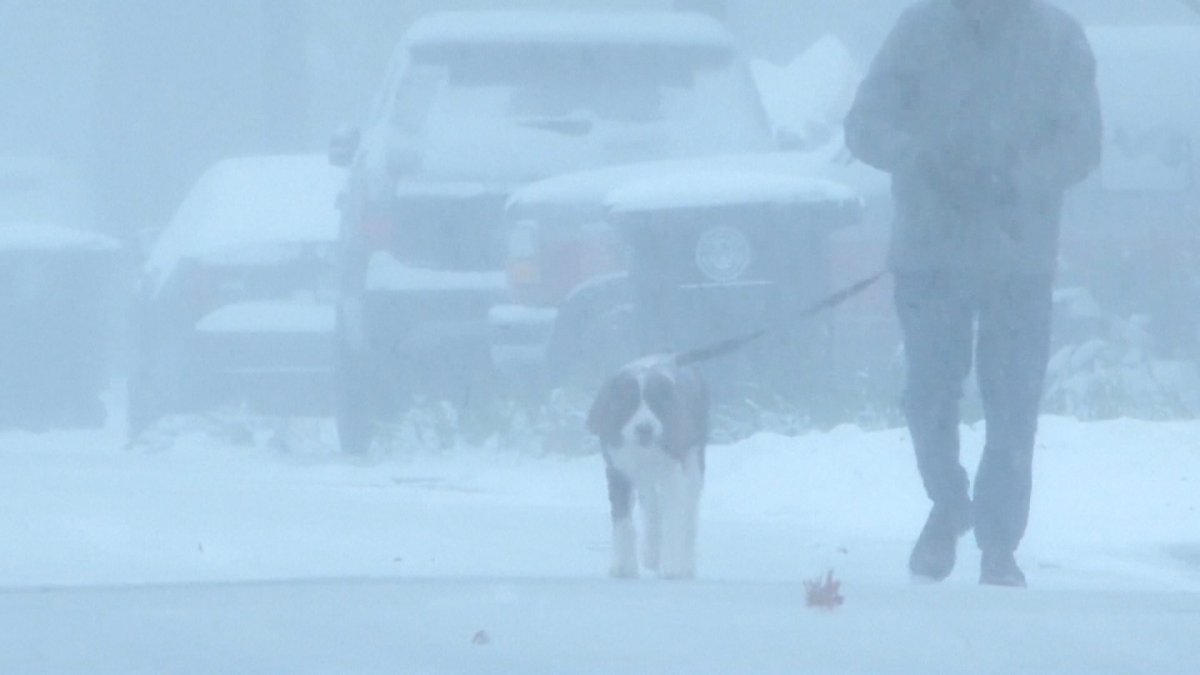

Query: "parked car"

xmin=128 ymin=155 xmax=342 ymax=437
xmin=0 ymin=157 xmax=121 ymax=430
xmin=495 ymin=156 xmax=863 ymax=406
xmin=329 ymin=10 xmax=863 ymax=452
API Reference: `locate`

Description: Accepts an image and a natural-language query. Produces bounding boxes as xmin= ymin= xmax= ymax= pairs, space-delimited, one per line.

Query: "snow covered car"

xmin=0 ymin=157 xmax=121 ymax=430
xmin=329 ymin=10 xmax=800 ymax=453
xmin=0 ymin=224 xmax=121 ymax=430
xmin=128 ymin=156 xmax=342 ymax=436
xmin=494 ymin=156 xmax=862 ymax=402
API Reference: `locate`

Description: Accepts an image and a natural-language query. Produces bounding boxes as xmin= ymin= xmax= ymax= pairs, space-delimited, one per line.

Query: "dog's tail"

xmin=672 ymin=271 xmax=887 ymax=368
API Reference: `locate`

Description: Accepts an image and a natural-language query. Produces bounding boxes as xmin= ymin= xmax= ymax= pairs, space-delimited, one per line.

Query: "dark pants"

xmin=894 ymin=271 xmax=1054 ymax=554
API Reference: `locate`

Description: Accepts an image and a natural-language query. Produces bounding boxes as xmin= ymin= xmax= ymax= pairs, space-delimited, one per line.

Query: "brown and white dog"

xmin=586 ymin=355 xmax=709 ymax=579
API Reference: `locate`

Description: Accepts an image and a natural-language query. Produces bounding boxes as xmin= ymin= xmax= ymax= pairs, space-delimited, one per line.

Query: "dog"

xmin=586 ymin=354 xmax=709 ymax=579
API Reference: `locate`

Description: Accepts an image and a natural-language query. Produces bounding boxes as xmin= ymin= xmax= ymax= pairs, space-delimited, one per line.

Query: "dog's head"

xmin=586 ymin=357 xmax=708 ymax=456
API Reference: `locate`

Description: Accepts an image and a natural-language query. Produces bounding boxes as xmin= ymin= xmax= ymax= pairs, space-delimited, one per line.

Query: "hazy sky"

xmin=1 ymin=0 xmax=1196 ymax=234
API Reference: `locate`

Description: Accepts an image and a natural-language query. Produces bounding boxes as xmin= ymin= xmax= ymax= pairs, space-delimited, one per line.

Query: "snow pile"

xmin=750 ymin=35 xmax=862 ymax=149
xmin=195 ymin=301 xmax=336 ymax=335
xmin=365 ymin=254 xmax=507 ymax=293
xmin=509 ymin=152 xmax=862 ymax=212
xmin=1046 ymin=287 xmax=1200 ymax=419
xmin=3 ymin=413 xmax=1197 ymax=588
xmin=0 ymin=222 xmax=120 ymax=253
xmin=606 ymin=169 xmax=858 ymax=214
xmin=1046 ymin=318 xmax=1200 ymax=420
xmin=1 ymin=412 xmax=1198 ymax=671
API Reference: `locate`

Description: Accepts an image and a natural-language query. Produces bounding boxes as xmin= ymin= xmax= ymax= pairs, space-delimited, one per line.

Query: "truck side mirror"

xmin=329 ymin=125 xmax=361 ymax=168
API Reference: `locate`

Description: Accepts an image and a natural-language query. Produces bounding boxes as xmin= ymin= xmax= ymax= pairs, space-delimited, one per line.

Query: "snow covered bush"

xmin=1044 ymin=287 xmax=1200 ymax=419
xmin=375 ymin=388 xmax=594 ymax=457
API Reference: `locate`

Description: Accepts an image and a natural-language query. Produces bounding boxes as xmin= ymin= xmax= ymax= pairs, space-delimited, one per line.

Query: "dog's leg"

xmin=657 ymin=462 xmax=693 ymax=580
xmin=607 ymin=465 xmax=638 ymax=579
xmin=638 ymin=477 xmax=662 ymax=572
xmin=680 ymin=450 xmax=704 ymax=579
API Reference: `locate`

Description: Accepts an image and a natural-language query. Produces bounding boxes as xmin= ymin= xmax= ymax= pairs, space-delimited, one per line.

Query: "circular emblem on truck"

xmin=695 ymin=226 xmax=752 ymax=283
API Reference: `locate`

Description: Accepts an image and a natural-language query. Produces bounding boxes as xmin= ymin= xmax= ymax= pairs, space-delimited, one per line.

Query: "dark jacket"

xmin=845 ymin=0 xmax=1103 ymax=277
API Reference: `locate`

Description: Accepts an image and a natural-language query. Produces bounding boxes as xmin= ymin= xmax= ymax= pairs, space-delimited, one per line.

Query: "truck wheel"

xmin=335 ymin=346 xmax=378 ymax=455
xmin=127 ymin=338 xmax=188 ymax=440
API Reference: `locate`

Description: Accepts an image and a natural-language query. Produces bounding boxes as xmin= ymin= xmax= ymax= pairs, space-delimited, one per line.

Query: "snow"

xmin=1086 ymin=26 xmax=1200 ymax=192
xmin=381 ymin=10 xmax=774 ymax=184
xmin=195 ymin=301 xmax=336 ymax=335
xmin=509 ymin=153 xmax=862 ymax=213
xmin=487 ymin=303 xmax=558 ymax=327
xmin=0 ymin=222 xmax=120 ymax=253
xmin=1 ymin=410 xmax=1197 ymax=672
xmin=144 ymin=155 xmax=343 ymax=292
xmin=606 ymin=170 xmax=859 ymax=214
xmin=405 ymin=11 xmax=733 ymax=50
xmin=365 ymin=252 xmax=507 ymax=294
xmin=402 ymin=41 xmax=773 ymax=183
xmin=750 ymin=35 xmax=862 ymax=149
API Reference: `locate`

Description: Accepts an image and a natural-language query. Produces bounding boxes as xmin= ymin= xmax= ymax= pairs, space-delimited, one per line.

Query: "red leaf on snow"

xmin=805 ymin=570 xmax=845 ymax=610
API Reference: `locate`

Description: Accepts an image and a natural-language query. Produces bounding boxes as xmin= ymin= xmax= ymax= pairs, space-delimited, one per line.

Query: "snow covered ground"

xmin=1 ymin=409 xmax=1198 ymax=673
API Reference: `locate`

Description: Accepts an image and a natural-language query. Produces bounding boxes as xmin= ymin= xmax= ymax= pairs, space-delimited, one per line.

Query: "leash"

xmin=673 ymin=270 xmax=888 ymax=367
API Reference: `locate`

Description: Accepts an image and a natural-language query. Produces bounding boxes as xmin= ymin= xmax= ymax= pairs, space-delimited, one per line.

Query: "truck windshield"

xmin=391 ymin=43 xmax=774 ymax=181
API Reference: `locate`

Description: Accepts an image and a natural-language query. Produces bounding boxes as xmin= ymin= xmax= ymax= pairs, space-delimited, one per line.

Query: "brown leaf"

xmin=804 ymin=570 xmax=845 ymax=610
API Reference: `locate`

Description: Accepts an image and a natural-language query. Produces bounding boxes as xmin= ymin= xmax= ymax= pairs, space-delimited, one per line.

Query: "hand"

xmin=918 ymin=148 xmax=1017 ymax=210
xmin=1007 ymin=153 xmax=1058 ymax=197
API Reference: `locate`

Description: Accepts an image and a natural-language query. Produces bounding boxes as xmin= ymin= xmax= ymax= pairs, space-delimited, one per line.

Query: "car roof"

xmin=168 ymin=154 xmax=342 ymax=248
xmin=144 ymin=155 xmax=343 ymax=287
xmin=403 ymin=11 xmax=734 ymax=51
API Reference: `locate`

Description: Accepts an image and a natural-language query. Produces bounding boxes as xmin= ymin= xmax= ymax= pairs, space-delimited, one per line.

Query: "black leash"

xmin=673 ymin=270 xmax=888 ymax=367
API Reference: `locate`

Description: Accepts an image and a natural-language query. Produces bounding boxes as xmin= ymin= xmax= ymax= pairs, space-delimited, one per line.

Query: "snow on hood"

xmin=195 ymin=301 xmax=336 ymax=335
xmin=606 ymin=170 xmax=859 ymax=215
xmin=508 ymin=153 xmax=860 ymax=214
xmin=0 ymin=222 xmax=120 ymax=253
xmin=405 ymin=11 xmax=733 ymax=50
xmin=750 ymin=35 xmax=861 ymax=149
xmin=144 ymin=155 xmax=343 ymax=286
xmin=366 ymin=253 xmax=507 ymax=295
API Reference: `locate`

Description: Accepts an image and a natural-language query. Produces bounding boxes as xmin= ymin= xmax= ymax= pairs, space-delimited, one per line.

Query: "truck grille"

xmin=389 ymin=187 xmax=510 ymax=271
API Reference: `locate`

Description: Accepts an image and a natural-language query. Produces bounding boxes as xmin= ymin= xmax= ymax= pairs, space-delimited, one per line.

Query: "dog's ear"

xmin=587 ymin=371 xmax=638 ymax=444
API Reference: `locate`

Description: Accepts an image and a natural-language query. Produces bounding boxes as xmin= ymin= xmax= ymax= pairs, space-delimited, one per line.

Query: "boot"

xmin=980 ymin=550 xmax=1027 ymax=588
xmin=909 ymin=501 xmax=972 ymax=582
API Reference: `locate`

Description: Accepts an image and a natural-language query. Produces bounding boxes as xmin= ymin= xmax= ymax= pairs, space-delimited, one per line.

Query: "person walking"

xmin=844 ymin=0 xmax=1102 ymax=587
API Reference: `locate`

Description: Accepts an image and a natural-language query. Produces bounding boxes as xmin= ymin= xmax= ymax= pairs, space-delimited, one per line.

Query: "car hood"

xmin=143 ymin=155 xmax=342 ymax=294
xmin=506 ymin=152 xmax=863 ymax=223
xmin=0 ymin=222 xmax=121 ymax=254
